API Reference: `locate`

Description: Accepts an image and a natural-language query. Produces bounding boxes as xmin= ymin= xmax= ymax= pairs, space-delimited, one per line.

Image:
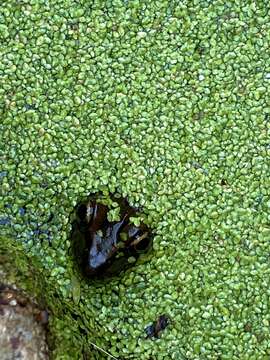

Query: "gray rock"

xmin=0 ymin=286 xmax=49 ymax=360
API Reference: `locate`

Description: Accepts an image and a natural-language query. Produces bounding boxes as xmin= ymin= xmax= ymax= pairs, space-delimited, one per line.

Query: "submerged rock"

xmin=72 ymin=193 xmax=152 ymax=277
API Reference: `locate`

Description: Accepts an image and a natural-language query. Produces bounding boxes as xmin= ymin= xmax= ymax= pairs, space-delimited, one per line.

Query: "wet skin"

xmin=72 ymin=194 xmax=152 ymax=277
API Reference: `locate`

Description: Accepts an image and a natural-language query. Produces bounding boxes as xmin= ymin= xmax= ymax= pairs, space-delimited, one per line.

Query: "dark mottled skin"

xmin=72 ymin=194 xmax=152 ymax=277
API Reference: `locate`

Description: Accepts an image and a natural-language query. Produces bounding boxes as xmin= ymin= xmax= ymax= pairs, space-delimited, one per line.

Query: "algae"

xmin=0 ymin=1 xmax=270 ymax=359
xmin=0 ymin=237 xmax=90 ymax=359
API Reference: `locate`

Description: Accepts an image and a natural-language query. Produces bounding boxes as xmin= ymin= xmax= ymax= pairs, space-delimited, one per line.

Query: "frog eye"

xmin=131 ymin=232 xmax=151 ymax=252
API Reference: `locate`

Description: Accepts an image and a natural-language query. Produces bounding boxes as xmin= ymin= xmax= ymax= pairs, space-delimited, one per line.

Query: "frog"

xmin=71 ymin=194 xmax=152 ymax=278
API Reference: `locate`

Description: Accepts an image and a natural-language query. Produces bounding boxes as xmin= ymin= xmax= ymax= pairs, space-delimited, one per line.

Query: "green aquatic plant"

xmin=0 ymin=1 xmax=270 ymax=359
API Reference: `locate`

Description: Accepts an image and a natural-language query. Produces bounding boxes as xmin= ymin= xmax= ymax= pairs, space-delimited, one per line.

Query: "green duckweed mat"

xmin=0 ymin=1 xmax=270 ymax=359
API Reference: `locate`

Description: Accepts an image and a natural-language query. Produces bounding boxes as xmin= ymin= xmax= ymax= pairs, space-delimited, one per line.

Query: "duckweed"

xmin=0 ymin=1 xmax=270 ymax=359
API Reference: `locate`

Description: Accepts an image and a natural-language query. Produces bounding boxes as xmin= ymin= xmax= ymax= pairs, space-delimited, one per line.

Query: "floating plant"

xmin=71 ymin=193 xmax=152 ymax=278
